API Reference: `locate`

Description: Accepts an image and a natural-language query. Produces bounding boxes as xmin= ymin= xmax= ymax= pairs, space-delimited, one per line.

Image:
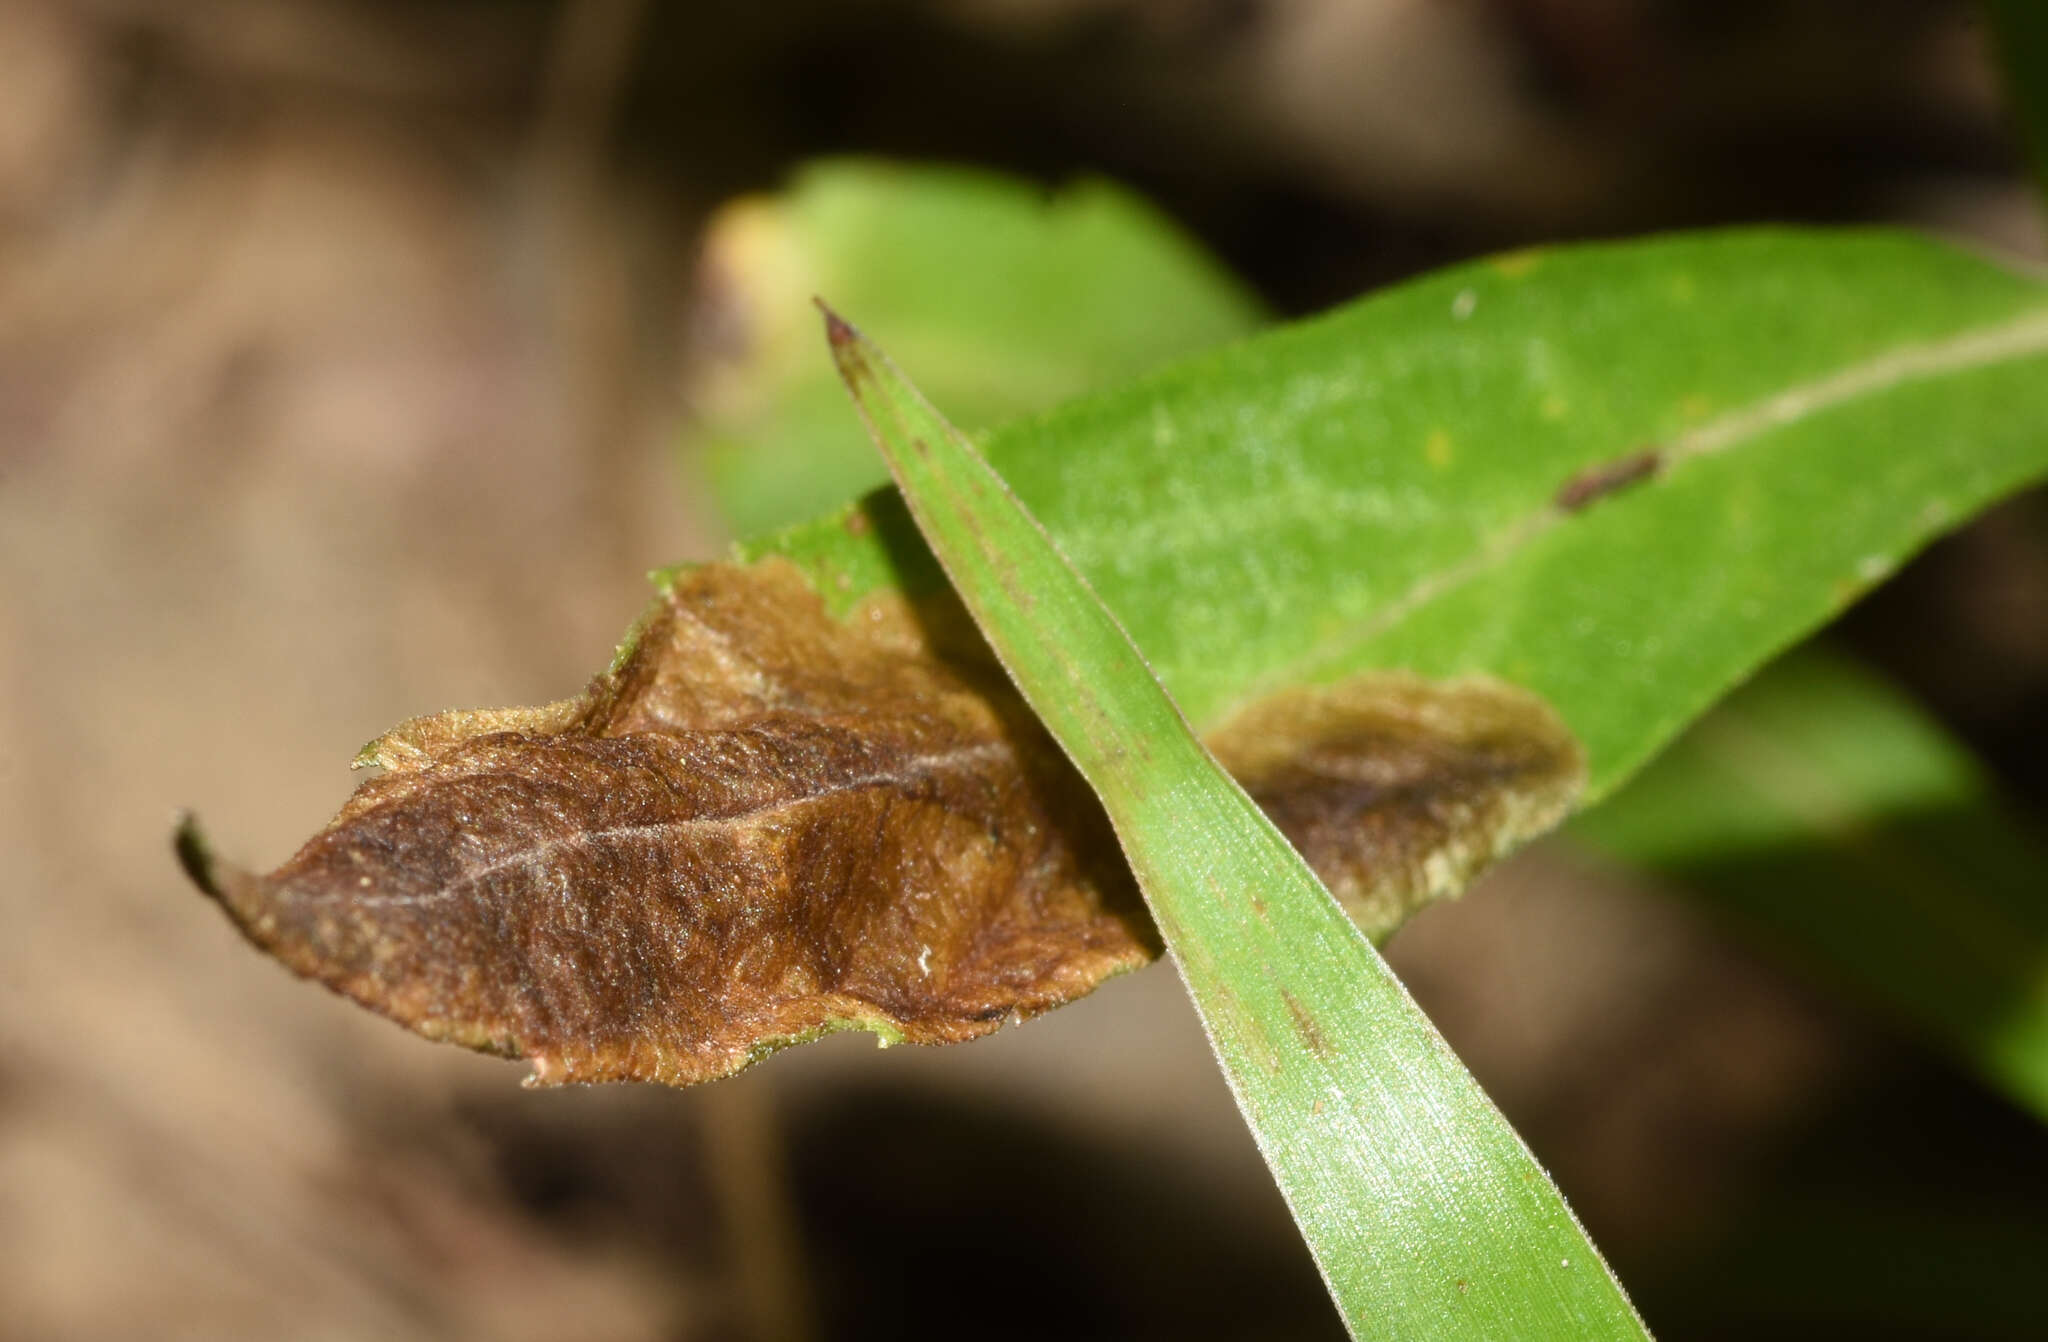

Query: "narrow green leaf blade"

xmin=1574 ymin=644 xmax=2048 ymax=1118
xmin=825 ymin=308 xmax=1650 ymax=1340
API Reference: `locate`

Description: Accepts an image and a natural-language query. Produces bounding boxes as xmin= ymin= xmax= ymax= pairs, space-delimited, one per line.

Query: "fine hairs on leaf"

xmin=819 ymin=302 xmax=1649 ymax=1340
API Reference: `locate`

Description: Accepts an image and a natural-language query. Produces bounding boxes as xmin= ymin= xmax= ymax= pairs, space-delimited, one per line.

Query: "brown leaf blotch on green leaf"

xmin=181 ymin=565 xmax=1584 ymax=1085
xmin=1207 ymin=673 xmax=1585 ymax=941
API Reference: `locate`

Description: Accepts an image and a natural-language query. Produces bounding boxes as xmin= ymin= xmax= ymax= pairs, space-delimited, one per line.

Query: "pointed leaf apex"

xmin=173 ymin=811 xmax=222 ymax=902
xmin=814 ymin=297 xmax=860 ymax=351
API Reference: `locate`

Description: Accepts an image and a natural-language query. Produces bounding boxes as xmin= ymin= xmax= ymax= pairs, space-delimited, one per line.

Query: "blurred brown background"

xmin=3 ymin=2 xmax=2046 ymax=1339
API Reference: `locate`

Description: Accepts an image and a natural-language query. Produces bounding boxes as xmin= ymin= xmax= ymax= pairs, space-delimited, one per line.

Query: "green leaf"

xmin=750 ymin=229 xmax=2048 ymax=812
xmin=1573 ymin=643 xmax=2048 ymax=1118
xmin=691 ymin=159 xmax=1266 ymax=535
xmin=824 ymin=306 xmax=1650 ymax=1341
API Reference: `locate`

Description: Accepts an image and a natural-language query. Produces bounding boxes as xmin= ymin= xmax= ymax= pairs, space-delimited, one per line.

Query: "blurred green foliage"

xmin=691 ymin=159 xmax=1264 ymax=536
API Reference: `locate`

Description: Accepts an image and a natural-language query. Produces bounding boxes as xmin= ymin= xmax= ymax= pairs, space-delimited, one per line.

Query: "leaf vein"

xmin=329 ymin=740 xmax=1011 ymax=909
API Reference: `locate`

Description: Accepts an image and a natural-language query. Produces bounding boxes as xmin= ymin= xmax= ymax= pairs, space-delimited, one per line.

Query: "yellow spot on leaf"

xmin=1492 ymin=248 xmax=1543 ymax=278
xmin=1425 ymin=429 xmax=1454 ymax=469
xmin=1681 ymin=394 xmax=1713 ymax=419
xmin=1540 ymin=393 xmax=1569 ymax=422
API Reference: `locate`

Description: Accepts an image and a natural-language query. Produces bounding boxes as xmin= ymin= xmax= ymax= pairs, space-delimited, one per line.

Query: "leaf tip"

xmin=814 ymin=295 xmax=856 ymax=343
xmin=172 ymin=813 xmax=290 ymax=955
xmin=816 ymin=297 xmax=880 ymax=397
xmin=173 ymin=813 xmax=290 ymax=961
xmin=173 ymin=810 xmax=224 ymax=902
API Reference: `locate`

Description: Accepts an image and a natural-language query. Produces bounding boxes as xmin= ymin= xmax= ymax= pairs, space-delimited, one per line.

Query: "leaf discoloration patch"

xmin=1206 ymin=673 xmax=1586 ymax=941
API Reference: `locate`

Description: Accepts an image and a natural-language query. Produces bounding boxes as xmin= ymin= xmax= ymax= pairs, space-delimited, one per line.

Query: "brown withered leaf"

xmin=179 ymin=560 xmax=1584 ymax=1087
xmin=180 ymin=560 xmax=1155 ymax=1087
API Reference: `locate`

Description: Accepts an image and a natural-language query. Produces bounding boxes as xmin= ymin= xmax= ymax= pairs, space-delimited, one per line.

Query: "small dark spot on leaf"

xmin=1554 ymin=448 xmax=1663 ymax=513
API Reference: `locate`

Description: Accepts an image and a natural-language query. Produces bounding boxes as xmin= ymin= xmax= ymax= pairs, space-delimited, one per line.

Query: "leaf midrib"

xmin=318 ymin=740 xmax=1011 ymax=910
